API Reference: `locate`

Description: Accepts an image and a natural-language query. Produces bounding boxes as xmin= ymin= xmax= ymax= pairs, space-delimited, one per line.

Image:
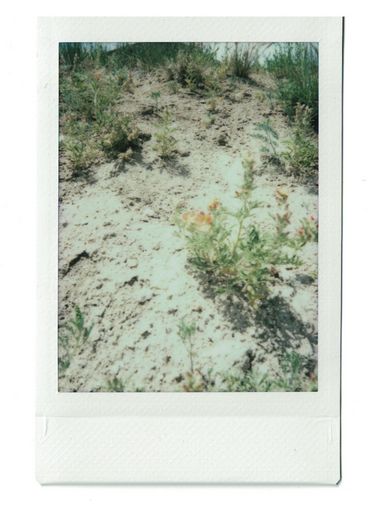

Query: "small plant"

xmin=60 ymin=68 xmax=120 ymax=123
xmin=266 ymin=43 xmax=318 ymax=130
xmin=226 ymin=351 xmax=317 ymax=392
xmin=64 ymin=138 xmax=101 ymax=178
xmin=150 ymin=91 xmax=161 ymax=112
xmin=224 ymin=43 xmax=260 ymax=80
xmin=105 ymin=377 xmax=126 ymax=392
xmin=295 ymin=215 xmax=318 ymax=246
xmin=165 ymin=48 xmax=219 ymax=93
xmin=177 ymin=156 xmax=305 ymax=308
xmin=58 ymin=306 xmax=93 ymax=371
xmin=207 ymin=94 xmax=219 ymax=114
xmin=153 ymin=109 xmax=178 ymax=159
xmin=282 ymin=104 xmax=318 ymax=180
xmin=100 ymin=114 xmax=141 ymax=158
xmin=203 ymin=113 xmax=215 ymax=128
xmin=178 ymin=319 xmax=197 ymax=374
xmin=252 ymin=119 xmax=282 ymax=167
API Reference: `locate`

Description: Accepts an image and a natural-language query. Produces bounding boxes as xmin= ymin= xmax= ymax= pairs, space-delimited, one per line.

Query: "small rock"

xmin=218 ymin=133 xmax=228 ymax=146
xmin=138 ymin=289 xmax=154 ymax=304
xmin=127 ymin=258 xmax=138 ymax=269
xmin=142 ymin=207 xmax=156 ymax=218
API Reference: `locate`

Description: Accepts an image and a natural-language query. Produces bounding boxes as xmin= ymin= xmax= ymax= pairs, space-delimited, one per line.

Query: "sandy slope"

xmin=58 ymin=71 xmax=317 ymax=392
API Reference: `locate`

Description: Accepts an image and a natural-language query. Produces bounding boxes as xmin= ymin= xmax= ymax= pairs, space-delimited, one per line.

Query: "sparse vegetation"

xmin=282 ymin=104 xmax=318 ymax=180
xmin=266 ymin=43 xmax=318 ymax=130
xmin=252 ymin=119 xmax=283 ymax=167
xmin=59 ymin=42 xmax=319 ymax=392
xmin=226 ymin=351 xmax=317 ymax=392
xmin=153 ymin=109 xmax=178 ymax=159
xmin=224 ymin=43 xmax=261 ymax=79
xmin=177 ymin=156 xmax=310 ymax=308
xmin=58 ymin=306 xmax=93 ymax=371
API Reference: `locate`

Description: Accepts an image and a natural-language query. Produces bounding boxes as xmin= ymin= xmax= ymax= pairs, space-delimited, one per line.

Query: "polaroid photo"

xmin=37 ymin=17 xmax=343 ymax=484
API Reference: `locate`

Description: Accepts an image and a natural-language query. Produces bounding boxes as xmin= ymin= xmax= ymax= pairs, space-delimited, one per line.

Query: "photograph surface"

xmin=58 ymin=42 xmax=319 ymax=392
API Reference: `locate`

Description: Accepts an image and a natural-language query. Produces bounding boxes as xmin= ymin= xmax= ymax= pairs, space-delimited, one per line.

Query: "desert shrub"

xmin=224 ymin=43 xmax=260 ymax=79
xmin=226 ymin=351 xmax=317 ymax=392
xmin=153 ymin=109 xmax=178 ymax=159
xmin=59 ymin=68 xmax=120 ymax=123
xmin=64 ymin=137 xmax=101 ymax=177
xmin=58 ymin=306 xmax=93 ymax=371
xmin=165 ymin=48 xmax=219 ymax=93
xmin=177 ymin=156 xmax=304 ymax=308
xmin=100 ymin=114 xmax=141 ymax=158
xmin=282 ymin=104 xmax=318 ymax=180
xmin=265 ymin=43 xmax=318 ymax=130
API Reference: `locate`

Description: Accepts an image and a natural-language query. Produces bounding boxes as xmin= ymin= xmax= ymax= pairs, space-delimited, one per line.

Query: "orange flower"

xmin=208 ymin=198 xmax=221 ymax=211
xmin=275 ymin=188 xmax=289 ymax=203
xmin=181 ymin=210 xmax=213 ymax=232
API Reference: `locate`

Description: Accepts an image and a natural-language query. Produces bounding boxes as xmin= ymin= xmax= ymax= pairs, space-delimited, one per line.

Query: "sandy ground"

xmin=58 ymin=71 xmax=318 ymax=392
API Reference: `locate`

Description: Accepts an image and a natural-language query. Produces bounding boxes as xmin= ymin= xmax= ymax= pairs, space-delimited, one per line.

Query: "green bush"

xmin=266 ymin=43 xmax=318 ymax=130
xmin=165 ymin=48 xmax=219 ymax=93
xmin=100 ymin=114 xmax=141 ymax=158
xmin=59 ymin=68 xmax=120 ymax=123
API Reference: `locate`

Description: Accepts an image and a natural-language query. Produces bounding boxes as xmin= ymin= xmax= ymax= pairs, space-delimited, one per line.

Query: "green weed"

xmin=224 ymin=43 xmax=260 ymax=80
xmin=178 ymin=319 xmax=197 ymax=374
xmin=165 ymin=48 xmax=219 ymax=93
xmin=265 ymin=43 xmax=318 ymax=130
xmin=100 ymin=114 xmax=141 ymax=158
xmin=177 ymin=156 xmax=303 ymax=308
xmin=226 ymin=351 xmax=317 ymax=392
xmin=58 ymin=306 xmax=93 ymax=371
xmin=105 ymin=377 xmax=126 ymax=392
xmin=252 ymin=119 xmax=283 ymax=167
xmin=153 ymin=109 xmax=178 ymax=159
xmin=150 ymin=91 xmax=161 ymax=112
xmin=282 ymin=104 xmax=318 ymax=180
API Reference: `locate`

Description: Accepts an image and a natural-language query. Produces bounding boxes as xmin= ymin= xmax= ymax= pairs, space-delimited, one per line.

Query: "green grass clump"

xmin=58 ymin=306 xmax=93 ymax=371
xmin=177 ymin=156 xmax=304 ymax=308
xmin=153 ymin=109 xmax=178 ymax=159
xmin=226 ymin=351 xmax=317 ymax=392
xmin=224 ymin=43 xmax=261 ymax=80
xmin=266 ymin=43 xmax=318 ymax=130
xmin=282 ymin=104 xmax=318 ymax=180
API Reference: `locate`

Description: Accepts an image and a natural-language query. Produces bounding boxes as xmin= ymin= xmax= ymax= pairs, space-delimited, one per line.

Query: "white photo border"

xmin=37 ymin=17 xmax=342 ymax=484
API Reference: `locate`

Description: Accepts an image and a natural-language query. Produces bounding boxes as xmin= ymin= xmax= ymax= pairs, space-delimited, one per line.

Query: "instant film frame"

xmin=37 ymin=17 xmax=343 ymax=484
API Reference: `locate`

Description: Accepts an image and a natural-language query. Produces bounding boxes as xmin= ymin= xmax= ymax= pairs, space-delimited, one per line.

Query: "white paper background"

xmin=36 ymin=16 xmax=342 ymax=484
xmin=4 ymin=1 xmax=366 ymax=506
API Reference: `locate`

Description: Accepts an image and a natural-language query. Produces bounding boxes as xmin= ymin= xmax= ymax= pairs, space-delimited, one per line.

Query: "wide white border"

xmin=37 ymin=17 xmax=342 ymax=484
